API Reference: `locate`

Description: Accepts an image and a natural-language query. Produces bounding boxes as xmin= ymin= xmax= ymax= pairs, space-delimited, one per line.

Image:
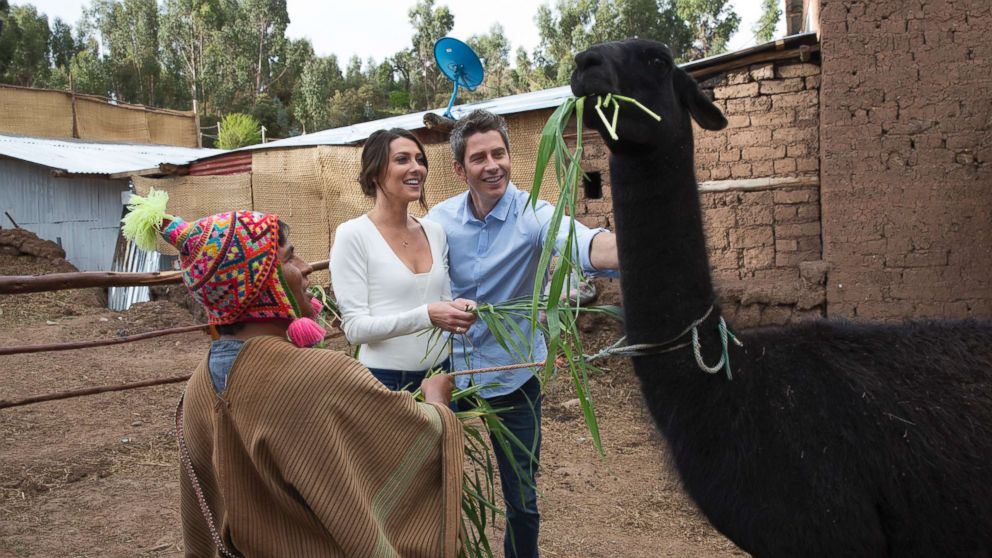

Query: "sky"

xmin=15 ymin=0 xmax=785 ymax=65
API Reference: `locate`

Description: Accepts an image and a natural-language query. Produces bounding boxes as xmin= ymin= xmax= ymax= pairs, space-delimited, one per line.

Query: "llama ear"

xmin=675 ymin=69 xmax=728 ymax=131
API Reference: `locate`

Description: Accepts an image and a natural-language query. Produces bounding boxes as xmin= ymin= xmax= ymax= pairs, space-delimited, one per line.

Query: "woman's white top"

xmin=330 ymin=214 xmax=451 ymax=370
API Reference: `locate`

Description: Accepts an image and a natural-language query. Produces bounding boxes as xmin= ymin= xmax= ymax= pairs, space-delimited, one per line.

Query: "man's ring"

xmin=456 ymin=327 xmax=463 ymax=333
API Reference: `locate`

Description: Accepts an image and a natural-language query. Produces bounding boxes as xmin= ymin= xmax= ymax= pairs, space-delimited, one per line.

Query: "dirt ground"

xmin=0 ymin=253 xmax=745 ymax=557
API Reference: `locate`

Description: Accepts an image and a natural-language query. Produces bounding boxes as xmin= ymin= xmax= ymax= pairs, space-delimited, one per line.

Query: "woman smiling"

xmin=330 ymin=128 xmax=476 ymax=392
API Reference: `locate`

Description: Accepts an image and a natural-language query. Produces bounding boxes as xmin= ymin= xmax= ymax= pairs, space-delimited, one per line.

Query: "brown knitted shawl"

xmin=179 ymin=335 xmax=463 ymax=557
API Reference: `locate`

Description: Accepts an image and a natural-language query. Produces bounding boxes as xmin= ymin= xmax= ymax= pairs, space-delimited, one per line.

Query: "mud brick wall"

xmin=819 ymin=0 xmax=992 ymax=319
xmin=697 ymin=61 xmax=821 ymax=182
xmin=572 ymin=59 xmax=825 ymax=328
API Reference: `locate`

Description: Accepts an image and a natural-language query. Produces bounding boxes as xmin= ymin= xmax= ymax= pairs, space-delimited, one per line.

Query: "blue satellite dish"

xmin=434 ymin=37 xmax=485 ymax=119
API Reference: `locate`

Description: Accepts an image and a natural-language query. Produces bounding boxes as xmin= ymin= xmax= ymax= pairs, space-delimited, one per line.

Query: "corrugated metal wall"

xmin=108 ymin=238 xmax=159 ymax=311
xmin=0 ymin=159 xmax=128 ymax=271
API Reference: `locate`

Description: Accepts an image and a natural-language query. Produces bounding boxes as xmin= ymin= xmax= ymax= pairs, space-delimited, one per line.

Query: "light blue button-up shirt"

xmin=427 ymin=182 xmax=618 ymax=398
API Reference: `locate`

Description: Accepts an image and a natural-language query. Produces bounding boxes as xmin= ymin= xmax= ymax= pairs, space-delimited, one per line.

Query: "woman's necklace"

xmin=370 ymin=212 xmax=413 ymax=248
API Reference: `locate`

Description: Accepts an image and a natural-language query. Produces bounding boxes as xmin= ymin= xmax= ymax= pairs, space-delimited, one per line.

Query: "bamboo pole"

xmin=0 ymin=324 xmax=208 ymax=356
xmin=0 ymin=260 xmax=329 ymax=295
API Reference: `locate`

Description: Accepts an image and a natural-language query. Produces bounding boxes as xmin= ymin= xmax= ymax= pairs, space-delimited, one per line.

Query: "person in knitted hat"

xmin=122 ymin=190 xmax=463 ymax=557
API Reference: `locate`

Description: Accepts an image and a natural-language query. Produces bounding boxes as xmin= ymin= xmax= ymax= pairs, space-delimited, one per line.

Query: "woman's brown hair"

xmin=359 ymin=128 xmax=429 ymax=211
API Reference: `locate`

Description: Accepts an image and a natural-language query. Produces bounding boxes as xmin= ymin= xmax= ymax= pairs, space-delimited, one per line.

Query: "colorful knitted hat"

xmin=121 ymin=189 xmax=325 ymax=347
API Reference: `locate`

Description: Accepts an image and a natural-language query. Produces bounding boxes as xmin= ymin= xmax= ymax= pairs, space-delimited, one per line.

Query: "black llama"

xmin=571 ymin=39 xmax=992 ymax=557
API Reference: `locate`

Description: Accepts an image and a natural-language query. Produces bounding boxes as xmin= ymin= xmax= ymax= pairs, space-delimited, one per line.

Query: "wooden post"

xmin=193 ymin=98 xmax=202 ymax=148
xmin=69 ymin=73 xmax=79 ymax=139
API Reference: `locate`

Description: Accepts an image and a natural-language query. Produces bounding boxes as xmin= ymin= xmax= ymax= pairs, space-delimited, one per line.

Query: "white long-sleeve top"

xmin=330 ymin=214 xmax=451 ymax=370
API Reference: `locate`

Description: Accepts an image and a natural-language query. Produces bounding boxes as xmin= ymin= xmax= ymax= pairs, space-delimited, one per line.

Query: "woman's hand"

xmin=421 ymin=374 xmax=454 ymax=405
xmin=428 ymin=299 xmax=478 ymax=334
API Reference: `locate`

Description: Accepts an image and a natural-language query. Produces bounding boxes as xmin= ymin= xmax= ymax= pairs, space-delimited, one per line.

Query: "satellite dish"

xmin=434 ymin=37 xmax=485 ymax=119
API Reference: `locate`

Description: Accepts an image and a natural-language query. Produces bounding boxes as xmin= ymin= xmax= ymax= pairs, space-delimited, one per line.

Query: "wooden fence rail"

xmin=0 ymin=375 xmax=193 ymax=410
xmin=0 ymin=260 xmax=329 ymax=295
xmin=0 ymin=324 xmax=208 ymax=356
xmin=0 ymin=259 xmax=334 ymax=409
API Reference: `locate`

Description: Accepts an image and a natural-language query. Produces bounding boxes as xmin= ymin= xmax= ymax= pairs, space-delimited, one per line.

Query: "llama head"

xmin=570 ymin=39 xmax=727 ymax=150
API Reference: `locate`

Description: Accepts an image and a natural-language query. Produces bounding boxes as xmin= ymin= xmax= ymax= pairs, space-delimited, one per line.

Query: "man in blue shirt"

xmin=429 ymin=109 xmax=619 ymax=557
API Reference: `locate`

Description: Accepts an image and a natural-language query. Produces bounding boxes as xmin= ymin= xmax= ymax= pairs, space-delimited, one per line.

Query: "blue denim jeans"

xmin=462 ymin=376 xmax=542 ymax=558
xmin=367 ymin=359 xmax=450 ymax=392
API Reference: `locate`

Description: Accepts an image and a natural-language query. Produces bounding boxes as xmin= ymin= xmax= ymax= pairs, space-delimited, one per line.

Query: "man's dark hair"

xmin=449 ymin=110 xmax=511 ymax=165
xmin=358 ymin=128 xmax=429 ymax=211
xmin=215 ymin=218 xmax=291 ymax=336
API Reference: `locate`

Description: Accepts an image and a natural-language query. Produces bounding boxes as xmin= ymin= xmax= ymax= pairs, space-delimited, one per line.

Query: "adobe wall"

xmin=574 ymin=59 xmax=825 ymax=327
xmin=819 ymin=0 xmax=992 ymax=319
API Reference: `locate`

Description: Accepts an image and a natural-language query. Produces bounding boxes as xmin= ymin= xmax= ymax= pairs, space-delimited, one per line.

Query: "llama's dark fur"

xmin=571 ymin=39 xmax=992 ymax=557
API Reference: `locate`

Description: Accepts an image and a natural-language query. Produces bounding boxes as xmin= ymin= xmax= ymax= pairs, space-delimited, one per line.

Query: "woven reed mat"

xmin=252 ymin=148 xmax=330 ymax=285
xmin=76 ymin=97 xmax=152 ymax=143
xmin=146 ymin=111 xmax=199 ymax=148
xmin=133 ymin=174 xmax=253 ymax=256
xmin=0 ymin=86 xmax=74 ymax=138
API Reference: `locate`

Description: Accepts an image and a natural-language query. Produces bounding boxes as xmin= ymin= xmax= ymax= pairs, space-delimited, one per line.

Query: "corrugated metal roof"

xmin=201 ymin=32 xmax=820 ymax=157
xmin=235 ymin=85 xmax=574 ymax=152
xmin=189 ymin=151 xmax=252 ymax=176
xmin=0 ymin=133 xmax=225 ymax=175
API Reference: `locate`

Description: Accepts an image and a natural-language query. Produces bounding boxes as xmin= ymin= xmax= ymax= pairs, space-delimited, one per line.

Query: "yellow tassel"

xmin=121 ymin=189 xmax=173 ymax=252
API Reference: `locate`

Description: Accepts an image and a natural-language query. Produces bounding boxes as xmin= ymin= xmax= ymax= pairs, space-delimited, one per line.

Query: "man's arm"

xmin=589 ymin=231 xmax=619 ymax=271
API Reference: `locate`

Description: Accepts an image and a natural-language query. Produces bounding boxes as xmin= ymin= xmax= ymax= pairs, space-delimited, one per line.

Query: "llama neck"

xmin=609 ymin=145 xmax=716 ymax=345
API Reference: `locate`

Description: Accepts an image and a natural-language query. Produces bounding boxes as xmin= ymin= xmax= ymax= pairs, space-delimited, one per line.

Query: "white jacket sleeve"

xmin=329 ymin=222 xmax=433 ymax=345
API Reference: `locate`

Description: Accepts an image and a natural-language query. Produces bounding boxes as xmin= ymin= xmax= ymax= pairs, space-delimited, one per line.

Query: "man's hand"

xmin=428 ymin=299 xmax=478 ymax=334
xmin=421 ymin=374 xmax=454 ymax=405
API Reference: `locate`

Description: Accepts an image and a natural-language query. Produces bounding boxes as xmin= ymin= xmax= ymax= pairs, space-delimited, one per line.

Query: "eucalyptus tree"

xmin=49 ymin=17 xmax=78 ymax=70
xmin=407 ymin=0 xmax=454 ymax=109
xmin=533 ymin=0 xmax=596 ymax=85
xmin=85 ymin=0 xmax=162 ymax=104
xmin=675 ymin=0 xmax=740 ymax=59
xmin=160 ymin=0 xmax=225 ymax=113
xmin=0 ymin=4 xmax=51 ymax=87
xmin=467 ymin=23 xmax=513 ymax=100
xmin=531 ymin=0 xmax=736 ymax=86
xmin=291 ymin=52 xmax=340 ymax=133
xmin=590 ymin=0 xmax=693 ymax=58
xmin=753 ymin=0 xmax=781 ymax=43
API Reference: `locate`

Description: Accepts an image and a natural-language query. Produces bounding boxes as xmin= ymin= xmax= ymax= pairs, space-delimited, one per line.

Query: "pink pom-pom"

xmin=310 ymin=297 xmax=324 ymax=315
xmin=287 ymin=317 xmax=326 ymax=348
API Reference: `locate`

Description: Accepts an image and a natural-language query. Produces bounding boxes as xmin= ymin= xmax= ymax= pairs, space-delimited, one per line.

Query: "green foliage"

xmin=467 ymin=23 xmax=514 ymax=100
xmin=216 ymin=112 xmax=262 ymax=148
xmin=0 ymin=0 xmax=742 ymax=135
xmin=753 ymin=0 xmax=781 ymax=43
xmin=49 ymin=18 xmax=77 ymax=69
xmin=292 ymin=54 xmax=342 ymax=133
xmin=407 ymin=0 xmax=454 ymax=108
xmin=388 ymin=89 xmax=410 ymax=110
xmin=327 ymin=83 xmax=377 ymax=128
xmin=531 ymin=0 xmax=702 ymax=86
xmin=0 ymin=4 xmax=51 ymax=87
xmin=675 ymin=0 xmax=740 ymax=59
xmin=86 ymin=0 xmax=161 ymax=104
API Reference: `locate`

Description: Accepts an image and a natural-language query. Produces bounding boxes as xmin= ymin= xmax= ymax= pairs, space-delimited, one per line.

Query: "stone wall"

xmin=819 ymin=0 xmax=992 ymax=319
xmin=574 ymin=59 xmax=826 ymax=327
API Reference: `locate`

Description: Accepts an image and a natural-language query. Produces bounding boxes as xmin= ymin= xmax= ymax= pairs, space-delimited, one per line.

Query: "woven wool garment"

xmin=179 ymin=336 xmax=464 ymax=557
xmin=163 ymin=211 xmax=302 ymax=325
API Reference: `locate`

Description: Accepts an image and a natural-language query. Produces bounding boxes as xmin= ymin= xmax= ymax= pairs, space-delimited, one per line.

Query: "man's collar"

xmin=461 ymin=182 xmax=517 ymax=224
